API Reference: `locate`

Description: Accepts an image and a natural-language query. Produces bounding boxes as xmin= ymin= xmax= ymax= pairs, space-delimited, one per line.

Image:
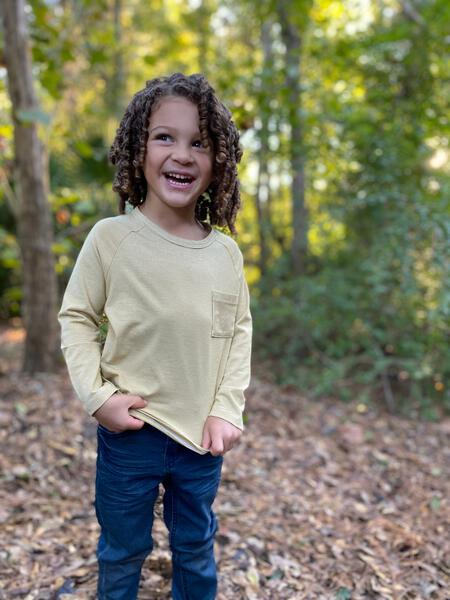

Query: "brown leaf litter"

xmin=0 ymin=326 xmax=448 ymax=599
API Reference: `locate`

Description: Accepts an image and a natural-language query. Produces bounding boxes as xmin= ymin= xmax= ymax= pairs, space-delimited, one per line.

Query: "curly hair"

xmin=109 ymin=73 xmax=243 ymax=234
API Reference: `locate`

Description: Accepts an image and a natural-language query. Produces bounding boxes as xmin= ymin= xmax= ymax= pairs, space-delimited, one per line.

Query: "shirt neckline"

xmin=133 ymin=206 xmax=216 ymax=248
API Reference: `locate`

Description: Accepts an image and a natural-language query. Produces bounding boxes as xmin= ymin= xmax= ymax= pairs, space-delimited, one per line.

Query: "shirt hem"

xmin=129 ymin=408 xmax=209 ymax=455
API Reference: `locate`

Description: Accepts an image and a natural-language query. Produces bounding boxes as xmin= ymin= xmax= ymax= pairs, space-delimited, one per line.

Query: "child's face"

xmin=143 ymin=96 xmax=214 ymax=215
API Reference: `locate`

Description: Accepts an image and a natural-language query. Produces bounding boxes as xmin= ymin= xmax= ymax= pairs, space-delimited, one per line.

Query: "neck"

xmin=138 ymin=202 xmax=210 ymax=239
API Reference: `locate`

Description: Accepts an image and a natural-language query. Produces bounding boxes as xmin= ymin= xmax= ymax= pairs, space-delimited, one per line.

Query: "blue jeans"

xmin=95 ymin=423 xmax=223 ymax=600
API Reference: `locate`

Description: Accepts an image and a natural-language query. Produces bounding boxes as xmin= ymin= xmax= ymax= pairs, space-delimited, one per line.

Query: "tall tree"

xmin=108 ymin=0 xmax=126 ymax=117
xmin=1 ymin=0 xmax=59 ymax=372
xmin=277 ymin=0 xmax=311 ymax=276
xmin=194 ymin=0 xmax=215 ymax=78
xmin=255 ymin=19 xmax=274 ymax=275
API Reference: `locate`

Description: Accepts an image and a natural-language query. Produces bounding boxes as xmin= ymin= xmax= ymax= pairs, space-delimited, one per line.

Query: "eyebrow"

xmin=149 ymin=125 xmax=201 ymax=134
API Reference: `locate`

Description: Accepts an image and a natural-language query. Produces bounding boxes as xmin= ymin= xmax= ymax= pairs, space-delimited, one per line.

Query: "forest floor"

xmin=0 ymin=324 xmax=449 ymax=600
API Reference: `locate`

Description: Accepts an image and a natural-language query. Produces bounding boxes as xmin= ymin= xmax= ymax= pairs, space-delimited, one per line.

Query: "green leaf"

xmin=336 ymin=587 xmax=352 ymax=600
xmin=15 ymin=402 xmax=28 ymax=417
xmin=430 ymin=496 xmax=441 ymax=511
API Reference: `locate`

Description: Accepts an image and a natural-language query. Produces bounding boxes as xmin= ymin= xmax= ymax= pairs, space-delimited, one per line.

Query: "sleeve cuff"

xmin=208 ymin=387 xmax=246 ymax=430
xmin=86 ymin=382 xmax=120 ymax=416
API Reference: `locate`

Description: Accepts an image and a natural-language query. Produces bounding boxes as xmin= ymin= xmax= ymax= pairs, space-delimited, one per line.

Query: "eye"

xmin=193 ymin=139 xmax=211 ymax=151
xmin=155 ymin=133 xmax=171 ymax=142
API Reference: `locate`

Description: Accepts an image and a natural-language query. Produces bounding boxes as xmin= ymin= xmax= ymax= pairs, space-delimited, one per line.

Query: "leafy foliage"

xmin=0 ymin=0 xmax=448 ymax=412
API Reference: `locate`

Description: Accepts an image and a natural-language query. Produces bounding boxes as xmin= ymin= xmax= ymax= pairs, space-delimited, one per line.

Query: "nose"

xmin=172 ymin=142 xmax=193 ymax=164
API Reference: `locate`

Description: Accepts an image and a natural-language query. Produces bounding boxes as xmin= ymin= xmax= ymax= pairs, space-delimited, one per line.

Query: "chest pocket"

xmin=211 ymin=290 xmax=239 ymax=338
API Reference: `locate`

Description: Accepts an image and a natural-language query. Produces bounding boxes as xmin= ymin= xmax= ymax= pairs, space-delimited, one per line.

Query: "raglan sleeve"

xmin=58 ymin=224 xmax=119 ymax=416
xmin=208 ymin=247 xmax=253 ymax=429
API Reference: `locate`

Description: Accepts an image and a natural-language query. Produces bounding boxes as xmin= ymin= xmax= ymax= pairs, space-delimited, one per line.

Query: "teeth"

xmin=166 ymin=172 xmax=193 ymax=181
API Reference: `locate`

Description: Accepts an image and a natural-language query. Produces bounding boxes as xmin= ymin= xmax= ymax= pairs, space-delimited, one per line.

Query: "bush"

xmin=252 ymin=252 xmax=449 ymax=417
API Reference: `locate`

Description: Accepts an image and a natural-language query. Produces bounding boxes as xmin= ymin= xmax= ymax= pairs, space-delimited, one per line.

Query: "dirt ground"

xmin=0 ymin=326 xmax=449 ymax=599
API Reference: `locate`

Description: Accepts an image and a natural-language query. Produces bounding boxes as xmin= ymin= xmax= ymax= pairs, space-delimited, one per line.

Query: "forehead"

xmin=149 ymin=96 xmax=200 ymax=130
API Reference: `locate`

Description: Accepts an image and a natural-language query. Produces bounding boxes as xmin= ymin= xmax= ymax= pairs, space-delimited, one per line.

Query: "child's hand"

xmin=201 ymin=416 xmax=242 ymax=456
xmin=93 ymin=392 xmax=147 ymax=433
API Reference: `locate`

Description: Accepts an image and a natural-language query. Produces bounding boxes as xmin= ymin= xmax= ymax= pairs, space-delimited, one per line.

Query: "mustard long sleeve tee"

xmin=58 ymin=206 xmax=253 ymax=454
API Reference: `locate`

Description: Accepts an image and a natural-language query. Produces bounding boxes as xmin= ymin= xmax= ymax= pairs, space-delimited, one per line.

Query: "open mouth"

xmin=164 ymin=172 xmax=195 ymax=187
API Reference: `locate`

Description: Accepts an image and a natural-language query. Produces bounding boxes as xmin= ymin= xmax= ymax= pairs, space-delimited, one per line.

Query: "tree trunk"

xmin=109 ymin=0 xmax=125 ymax=117
xmin=1 ymin=0 xmax=59 ymax=372
xmin=195 ymin=0 xmax=214 ymax=77
xmin=278 ymin=1 xmax=308 ymax=276
xmin=255 ymin=19 xmax=274 ymax=276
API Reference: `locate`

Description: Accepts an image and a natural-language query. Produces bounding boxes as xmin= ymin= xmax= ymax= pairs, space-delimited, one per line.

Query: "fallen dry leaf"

xmin=0 ymin=325 xmax=449 ymax=599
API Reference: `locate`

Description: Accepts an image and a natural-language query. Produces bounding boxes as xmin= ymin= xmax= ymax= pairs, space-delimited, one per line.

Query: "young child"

xmin=58 ymin=73 xmax=252 ymax=599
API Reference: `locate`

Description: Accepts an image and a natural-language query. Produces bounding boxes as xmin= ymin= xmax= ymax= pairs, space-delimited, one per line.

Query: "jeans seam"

xmin=163 ymin=436 xmax=169 ymax=471
xmin=170 ymin=490 xmax=190 ymax=600
xmin=99 ymin=561 xmax=106 ymax=600
xmin=170 ymin=486 xmax=177 ymax=557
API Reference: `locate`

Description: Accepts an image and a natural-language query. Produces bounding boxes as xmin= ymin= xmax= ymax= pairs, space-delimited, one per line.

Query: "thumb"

xmin=126 ymin=415 xmax=145 ymax=430
xmin=128 ymin=396 xmax=147 ymax=410
xmin=126 ymin=396 xmax=147 ymax=430
xmin=201 ymin=425 xmax=212 ymax=450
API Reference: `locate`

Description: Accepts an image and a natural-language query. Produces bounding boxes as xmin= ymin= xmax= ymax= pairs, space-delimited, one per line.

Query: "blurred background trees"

xmin=0 ymin=0 xmax=448 ymax=415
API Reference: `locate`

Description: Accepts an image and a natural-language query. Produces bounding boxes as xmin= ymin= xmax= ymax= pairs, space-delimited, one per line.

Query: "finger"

xmin=201 ymin=428 xmax=212 ymax=450
xmin=128 ymin=396 xmax=147 ymax=409
xmin=126 ymin=416 xmax=145 ymax=430
xmin=223 ymin=441 xmax=234 ymax=454
xmin=210 ymin=440 xmax=224 ymax=456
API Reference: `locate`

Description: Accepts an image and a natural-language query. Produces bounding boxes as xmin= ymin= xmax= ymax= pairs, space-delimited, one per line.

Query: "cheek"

xmin=142 ymin=159 xmax=151 ymax=182
xmin=143 ymin=148 xmax=161 ymax=176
